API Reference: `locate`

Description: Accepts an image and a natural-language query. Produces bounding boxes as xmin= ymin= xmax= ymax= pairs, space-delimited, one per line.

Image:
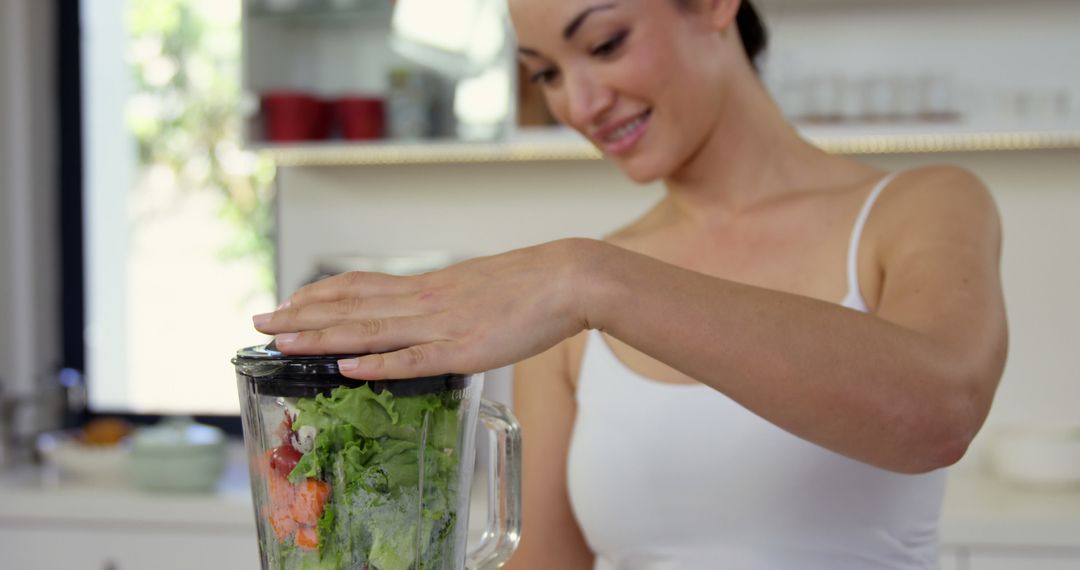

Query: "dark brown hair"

xmin=676 ymin=0 xmax=769 ymax=68
xmin=735 ymin=1 xmax=767 ymax=65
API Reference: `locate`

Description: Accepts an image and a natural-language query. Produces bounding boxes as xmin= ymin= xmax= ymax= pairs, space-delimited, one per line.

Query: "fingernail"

xmin=276 ymin=332 xmax=299 ymax=346
xmin=252 ymin=313 xmax=272 ymax=327
xmin=337 ymin=358 xmax=358 ymax=372
xmin=277 ymin=299 xmax=291 ymax=310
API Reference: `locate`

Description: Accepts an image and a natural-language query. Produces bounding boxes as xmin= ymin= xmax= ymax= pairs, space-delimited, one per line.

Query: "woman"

xmin=253 ymin=0 xmax=1007 ymax=567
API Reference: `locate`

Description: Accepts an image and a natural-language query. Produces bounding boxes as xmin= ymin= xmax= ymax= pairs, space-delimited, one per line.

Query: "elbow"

xmin=895 ymin=380 xmax=994 ymax=474
xmin=897 ymin=350 xmax=1003 ymax=475
xmin=922 ymin=430 xmax=975 ymax=473
xmin=899 ymin=390 xmax=989 ymax=475
xmin=893 ymin=423 xmax=976 ymax=475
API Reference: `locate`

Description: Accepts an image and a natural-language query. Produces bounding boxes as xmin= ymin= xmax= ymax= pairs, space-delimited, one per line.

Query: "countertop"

xmin=940 ymin=473 xmax=1080 ymax=549
xmin=2 ymin=450 xmax=1079 ymax=549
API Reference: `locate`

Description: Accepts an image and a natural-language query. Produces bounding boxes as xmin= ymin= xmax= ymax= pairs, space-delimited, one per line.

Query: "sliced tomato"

xmin=269 ymin=444 xmax=303 ymax=480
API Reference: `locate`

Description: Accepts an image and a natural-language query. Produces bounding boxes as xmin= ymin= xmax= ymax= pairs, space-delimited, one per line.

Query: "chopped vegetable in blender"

xmin=259 ymin=384 xmax=462 ymax=570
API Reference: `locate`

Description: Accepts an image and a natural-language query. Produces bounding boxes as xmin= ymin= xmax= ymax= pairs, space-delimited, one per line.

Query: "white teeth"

xmin=605 ymin=113 xmax=648 ymax=143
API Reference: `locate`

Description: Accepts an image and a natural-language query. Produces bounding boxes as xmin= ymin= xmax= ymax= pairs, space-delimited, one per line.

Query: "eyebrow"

xmin=564 ymin=3 xmax=617 ymax=39
xmin=518 ymin=2 xmax=618 ymax=57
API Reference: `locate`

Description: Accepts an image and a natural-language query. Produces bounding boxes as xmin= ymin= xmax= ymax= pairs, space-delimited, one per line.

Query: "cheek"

xmin=542 ymin=90 xmax=572 ymax=126
xmin=629 ymin=33 xmax=700 ymax=115
xmin=656 ymin=44 xmax=722 ymax=134
xmin=620 ymin=43 xmax=667 ymax=101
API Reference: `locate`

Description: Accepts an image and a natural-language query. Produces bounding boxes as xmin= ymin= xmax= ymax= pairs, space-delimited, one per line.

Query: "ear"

xmin=706 ymin=0 xmax=741 ymax=32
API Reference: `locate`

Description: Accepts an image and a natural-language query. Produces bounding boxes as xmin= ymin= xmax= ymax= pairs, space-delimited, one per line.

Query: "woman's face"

xmin=510 ymin=0 xmax=736 ymax=183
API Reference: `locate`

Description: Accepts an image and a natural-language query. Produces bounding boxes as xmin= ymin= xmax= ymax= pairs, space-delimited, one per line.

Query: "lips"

xmin=595 ymin=108 xmax=652 ymax=155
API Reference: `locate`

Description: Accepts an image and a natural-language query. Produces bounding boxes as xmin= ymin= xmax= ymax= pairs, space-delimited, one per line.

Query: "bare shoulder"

xmin=871 ymin=165 xmax=1002 ymax=255
xmin=877 ymin=165 xmax=998 ymax=220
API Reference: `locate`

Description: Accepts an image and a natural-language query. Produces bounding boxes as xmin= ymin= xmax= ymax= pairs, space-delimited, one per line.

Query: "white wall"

xmin=0 ymin=0 xmax=61 ymax=414
xmin=758 ymin=0 xmax=1080 ymax=130
xmin=276 ymin=148 xmax=1080 ymax=471
xmin=275 ymin=160 xmax=659 ymax=294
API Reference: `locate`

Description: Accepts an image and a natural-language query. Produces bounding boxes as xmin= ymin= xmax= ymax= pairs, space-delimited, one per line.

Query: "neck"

xmin=660 ymin=69 xmax=857 ymax=227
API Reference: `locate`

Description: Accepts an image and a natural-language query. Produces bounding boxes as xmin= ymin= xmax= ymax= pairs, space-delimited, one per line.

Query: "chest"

xmin=649 ymin=202 xmax=859 ymax=300
xmin=573 ymin=198 xmax=871 ymax=386
xmin=565 ymin=355 xmax=946 ymax=563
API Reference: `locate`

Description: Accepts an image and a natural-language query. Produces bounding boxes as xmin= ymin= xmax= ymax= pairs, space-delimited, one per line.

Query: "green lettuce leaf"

xmin=286 ymin=384 xmax=463 ymax=569
xmin=296 ymin=385 xmax=398 ymax=438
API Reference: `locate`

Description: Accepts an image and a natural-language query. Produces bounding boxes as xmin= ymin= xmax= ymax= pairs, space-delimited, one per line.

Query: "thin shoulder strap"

xmin=845 ymin=172 xmax=901 ymax=302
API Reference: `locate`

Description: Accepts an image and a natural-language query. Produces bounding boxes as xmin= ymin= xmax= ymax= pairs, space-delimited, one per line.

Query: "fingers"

xmin=336 ymin=340 xmax=467 ymax=380
xmin=284 ymin=271 xmax=418 ymax=308
xmin=272 ymin=315 xmax=442 ymax=357
xmin=253 ymin=294 xmax=422 ymax=335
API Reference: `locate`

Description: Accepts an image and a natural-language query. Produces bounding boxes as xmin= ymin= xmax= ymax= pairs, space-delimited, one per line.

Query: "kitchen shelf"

xmin=246 ymin=2 xmax=392 ymax=25
xmin=805 ymin=126 xmax=1080 ymax=155
xmin=259 ymin=126 xmax=1080 ymax=167
xmin=756 ymin=0 xmax=1031 ymax=9
xmin=256 ymin=133 xmax=599 ymax=167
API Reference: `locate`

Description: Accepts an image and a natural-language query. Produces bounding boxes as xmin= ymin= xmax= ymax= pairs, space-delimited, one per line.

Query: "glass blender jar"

xmin=234 ymin=344 xmax=521 ymax=570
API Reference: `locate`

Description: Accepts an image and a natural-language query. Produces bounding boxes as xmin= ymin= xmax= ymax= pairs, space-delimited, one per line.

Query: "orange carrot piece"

xmin=267 ymin=468 xmax=297 ymax=509
xmin=295 ymin=526 xmax=320 ymax=551
xmin=263 ymin=453 xmax=300 ymax=540
xmin=267 ymin=505 xmax=299 ymax=540
xmin=291 ymin=479 xmax=331 ymax=527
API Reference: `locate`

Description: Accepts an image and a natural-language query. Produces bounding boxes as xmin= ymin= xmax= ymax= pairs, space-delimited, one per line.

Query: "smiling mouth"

xmin=603 ymin=109 xmax=652 ymax=144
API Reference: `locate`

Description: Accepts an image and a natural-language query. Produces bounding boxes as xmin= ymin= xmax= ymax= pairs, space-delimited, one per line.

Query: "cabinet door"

xmin=938 ymin=546 xmax=963 ymax=570
xmin=0 ymin=525 xmax=260 ymax=570
xmin=970 ymin=551 xmax=1080 ymax=570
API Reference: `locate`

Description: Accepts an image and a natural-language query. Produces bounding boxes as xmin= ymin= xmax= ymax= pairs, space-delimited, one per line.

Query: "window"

xmin=82 ymin=0 xmax=274 ymax=416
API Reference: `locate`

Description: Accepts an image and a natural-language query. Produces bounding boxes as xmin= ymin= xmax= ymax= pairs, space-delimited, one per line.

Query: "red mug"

xmin=261 ymin=92 xmax=331 ymax=142
xmin=335 ymin=97 xmax=386 ymax=140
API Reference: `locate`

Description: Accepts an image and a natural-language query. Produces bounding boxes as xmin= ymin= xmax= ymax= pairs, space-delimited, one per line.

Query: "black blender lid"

xmin=232 ymin=343 xmax=470 ymax=398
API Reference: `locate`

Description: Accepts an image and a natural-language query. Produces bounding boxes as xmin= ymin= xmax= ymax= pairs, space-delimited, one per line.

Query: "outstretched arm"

xmin=255 ymin=167 xmax=1006 ymax=473
xmin=580 ymin=170 xmax=1006 ymax=473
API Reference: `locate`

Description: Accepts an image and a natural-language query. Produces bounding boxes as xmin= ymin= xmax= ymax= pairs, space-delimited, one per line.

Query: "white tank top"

xmin=567 ymin=173 xmax=946 ymax=570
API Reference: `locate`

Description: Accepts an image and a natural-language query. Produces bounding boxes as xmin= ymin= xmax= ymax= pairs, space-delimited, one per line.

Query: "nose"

xmin=565 ymin=69 xmax=614 ymax=129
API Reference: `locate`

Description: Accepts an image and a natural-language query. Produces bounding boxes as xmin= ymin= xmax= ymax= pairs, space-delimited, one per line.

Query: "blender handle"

xmin=467 ymin=399 xmax=522 ymax=569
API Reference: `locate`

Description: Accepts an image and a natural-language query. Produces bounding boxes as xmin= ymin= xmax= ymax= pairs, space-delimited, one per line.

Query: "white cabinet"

xmin=0 ymin=468 xmax=260 ymax=570
xmin=0 ymin=525 xmax=259 ymax=570
xmin=970 ymin=551 xmax=1080 ymax=570
xmin=940 ymin=547 xmax=1080 ymax=570
xmin=940 ymin=473 xmax=1080 ymax=570
xmin=939 ymin=547 xmax=962 ymax=570
xmin=3 ymin=469 xmax=1079 ymax=569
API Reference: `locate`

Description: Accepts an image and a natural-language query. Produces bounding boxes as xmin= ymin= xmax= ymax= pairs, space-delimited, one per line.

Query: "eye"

xmin=529 ymin=68 xmax=560 ymax=86
xmin=591 ymin=30 xmax=629 ymax=57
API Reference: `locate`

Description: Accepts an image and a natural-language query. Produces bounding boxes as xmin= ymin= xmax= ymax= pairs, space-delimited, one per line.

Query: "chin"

xmin=614 ymin=154 xmax=671 ymax=184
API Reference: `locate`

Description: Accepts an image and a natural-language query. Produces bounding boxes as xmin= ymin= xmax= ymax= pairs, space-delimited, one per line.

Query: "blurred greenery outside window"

xmin=89 ymin=0 xmax=275 ymax=414
xmin=127 ymin=0 xmax=275 ymax=291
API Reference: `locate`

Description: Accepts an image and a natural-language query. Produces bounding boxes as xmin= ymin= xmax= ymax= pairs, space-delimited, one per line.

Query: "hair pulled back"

xmin=675 ymin=0 xmax=768 ymax=67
